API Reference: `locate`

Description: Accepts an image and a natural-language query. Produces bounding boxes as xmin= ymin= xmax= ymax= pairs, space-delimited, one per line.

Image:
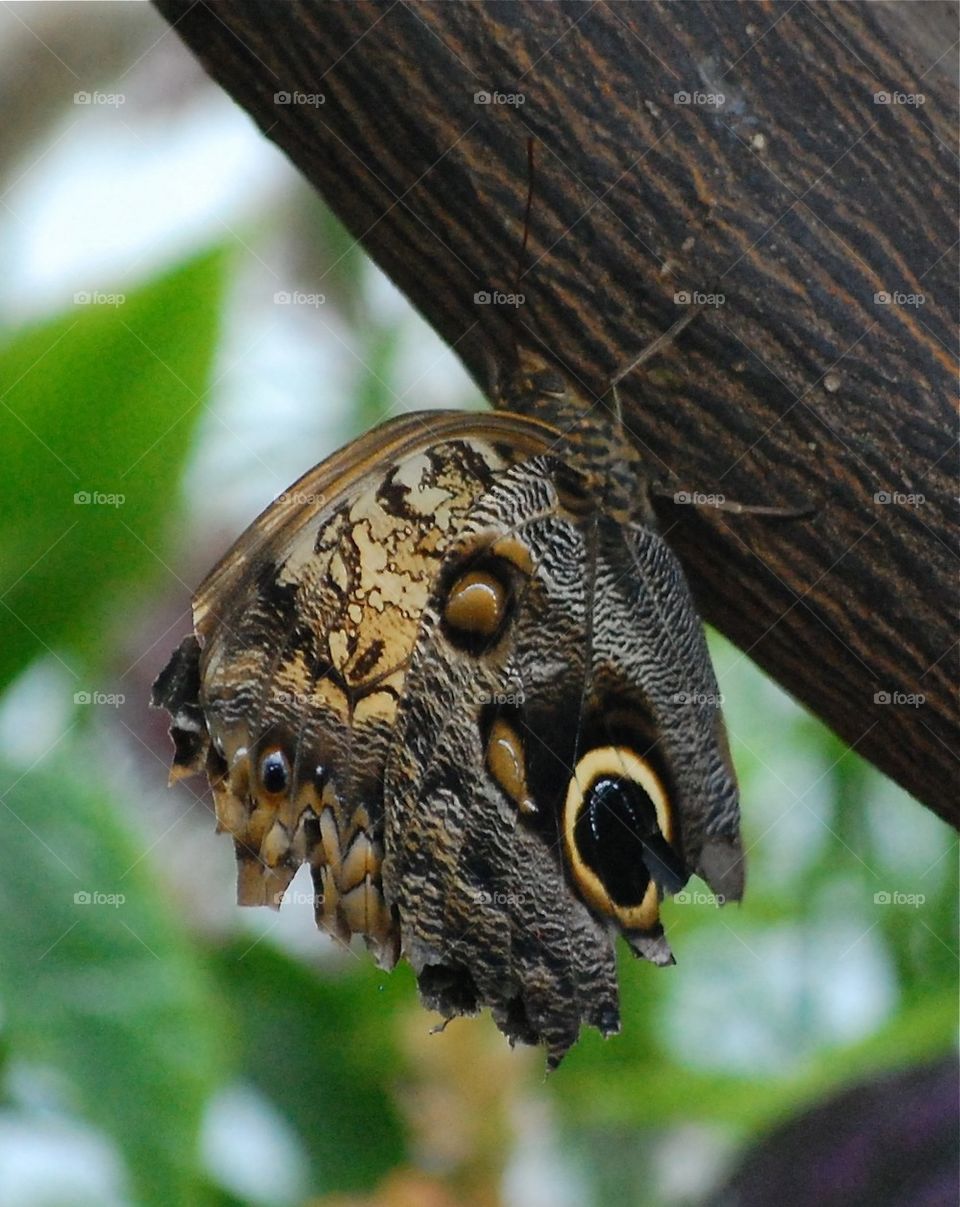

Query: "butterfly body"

xmin=154 ymin=404 xmax=742 ymax=1063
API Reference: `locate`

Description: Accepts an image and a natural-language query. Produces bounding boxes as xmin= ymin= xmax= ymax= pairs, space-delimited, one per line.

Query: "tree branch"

xmin=153 ymin=0 xmax=958 ymax=823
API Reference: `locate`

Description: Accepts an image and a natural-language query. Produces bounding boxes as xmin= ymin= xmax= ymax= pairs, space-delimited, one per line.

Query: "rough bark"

xmin=153 ymin=0 xmax=959 ymax=824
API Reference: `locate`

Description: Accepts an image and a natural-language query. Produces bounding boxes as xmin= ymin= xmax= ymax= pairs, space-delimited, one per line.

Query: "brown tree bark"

xmin=153 ymin=0 xmax=958 ymax=824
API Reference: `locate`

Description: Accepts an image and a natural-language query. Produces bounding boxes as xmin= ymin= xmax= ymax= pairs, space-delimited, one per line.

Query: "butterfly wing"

xmin=153 ymin=411 xmax=556 ymax=959
xmin=383 ymin=457 xmax=628 ymax=1062
xmin=616 ymin=521 xmax=743 ymax=902
xmin=383 ymin=455 xmax=742 ymax=1063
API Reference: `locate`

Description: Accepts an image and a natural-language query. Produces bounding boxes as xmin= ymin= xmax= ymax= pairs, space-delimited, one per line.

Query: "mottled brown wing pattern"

xmin=381 ymin=453 xmax=740 ymax=1063
xmin=382 ymin=457 xmax=617 ymax=1062
xmin=153 ymin=406 xmax=742 ymax=1065
xmin=154 ymin=412 xmax=557 ymax=964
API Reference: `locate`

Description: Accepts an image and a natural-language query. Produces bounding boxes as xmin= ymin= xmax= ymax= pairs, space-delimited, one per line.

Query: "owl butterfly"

xmin=153 ymin=399 xmax=743 ymax=1065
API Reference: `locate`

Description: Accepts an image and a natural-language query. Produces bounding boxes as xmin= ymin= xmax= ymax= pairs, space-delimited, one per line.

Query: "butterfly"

xmin=153 ymin=398 xmax=743 ymax=1065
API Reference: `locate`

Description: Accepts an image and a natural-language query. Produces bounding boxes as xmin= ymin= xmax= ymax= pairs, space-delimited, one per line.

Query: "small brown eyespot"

xmin=258 ymin=746 xmax=291 ymax=797
xmin=443 ymin=567 xmax=508 ymax=642
xmin=485 ymin=717 xmax=537 ymax=815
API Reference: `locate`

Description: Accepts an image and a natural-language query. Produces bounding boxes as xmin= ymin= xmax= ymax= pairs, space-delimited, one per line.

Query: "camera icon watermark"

xmin=873 ymin=690 xmax=925 ymax=707
xmin=274 ymin=91 xmax=325 ymax=107
xmin=473 ymin=90 xmax=525 ymax=106
xmin=74 ymin=889 xmax=126 ymax=907
xmin=473 ymin=690 xmax=525 ymax=706
xmin=73 ymin=490 xmax=125 ymax=507
xmin=873 ymin=90 xmax=924 ymax=106
xmin=282 ymin=890 xmax=323 ymax=907
xmin=673 ymin=889 xmax=726 ymax=906
xmin=73 ymin=290 xmax=125 ymax=307
xmin=673 ymin=691 xmax=725 ymax=706
xmin=674 ymin=289 xmax=725 ymax=308
xmin=673 ymin=89 xmax=725 ymax=108
xmin=474 ymin=290 xmax=524 ymax=308
xmin=873 ymin=290 xmax=924 ymax=307
xmin=273 ymin=290 xmax=325 ymax=307
xmin=276 ymin=489 xmax=326 ymax=506
xmin=673 ymin=490 xmax=726 ymax=506
xmin=73 ymin=690 xmax=125 ymax=708
xmin=474 ymin=889 xmax=527 ymax=906
xmin=873 ymin=890 xmax=925 ymax=907
xmin=873 ymin=490 xmax=924 ymax=506
xmin=74 ymin=91 xmax=125 ymax=108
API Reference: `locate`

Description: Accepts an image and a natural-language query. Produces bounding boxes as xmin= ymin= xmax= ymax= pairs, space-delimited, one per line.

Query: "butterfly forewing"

xmin=155 ymin=412 xmax=556 ymax=957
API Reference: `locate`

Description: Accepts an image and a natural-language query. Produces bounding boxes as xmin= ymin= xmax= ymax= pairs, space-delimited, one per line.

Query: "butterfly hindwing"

xmin=383 ymin=456 xmax=628 ymax=1062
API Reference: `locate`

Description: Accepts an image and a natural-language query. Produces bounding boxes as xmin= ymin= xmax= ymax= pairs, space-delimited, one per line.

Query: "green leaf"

xmin=0 ymin=248 xmax=227 ymax=689
xmin=0 ymin=751 xmax=229 ymax=1206
xmin=209 ymin=937 xmax=410 ymax=1194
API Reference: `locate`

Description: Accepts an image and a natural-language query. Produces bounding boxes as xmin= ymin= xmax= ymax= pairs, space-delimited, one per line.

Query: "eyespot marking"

xmin=258 ymin=746 xmax=291 ymax=797
xmin=443 ymin=568 xmax=506 ymax=637
xmin=486 ymin=717 xmax=537 ymax=815
xmin=562 ymin=746 xmax=686 ymax=932
xmin=489 ymin=535 xmax=534 ymax=575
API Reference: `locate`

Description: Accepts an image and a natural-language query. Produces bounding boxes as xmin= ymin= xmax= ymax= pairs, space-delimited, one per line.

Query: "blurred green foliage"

xmin=0 ymin=754 xmax=227 ymax=1206
xmin=0 ymin=242 xmax=955 ymax=1207
xmin=0 ymin=250 xmax=227 ymax=687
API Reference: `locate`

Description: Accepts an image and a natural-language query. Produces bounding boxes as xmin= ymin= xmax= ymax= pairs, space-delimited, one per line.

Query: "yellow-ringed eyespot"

xmin=562 ymin=746 xmax=687 ymax=932
xmin=258 ymin=746 xmax=291 ymax=797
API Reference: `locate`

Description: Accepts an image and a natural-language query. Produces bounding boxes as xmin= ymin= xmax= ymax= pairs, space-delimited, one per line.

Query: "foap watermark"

xmin=873 ymin=890 xmax=925 ymax=907
xmin=474 ymin=889 xmax=527 ymax=907
xmin=673 ymin=889 xmax=726 ymax=906
xmin=474 ymin=290 xmax=525 ymax=308
xmin=74 ymin=90 xmax=125 ymax=108
xmin=674 ymin=289 xmax=725 ymax=308
xmin=674 ymin=89 xmax=725 ymax=108
xmin=873 ymin=690 xmax=925 ymax=707
xmin=473 ymin=690 xmax=526 ymax=706
xmin=74 ymin=490 xmax=125 ymax=507
xmin=74 ymin=690 xmax=125 ymax=708
xmin=274 ymin=290 xmax=325 ymax=308
xmin=274 ymin=90 xmax=325 ymax=107
xmin=474 ymin=89 xmax=525 ymax=107
xmin=673 ymin=490 xmax=725 ymax=506
xmin=874 ymin=290 xmax=925 ymax=308
xmin=874 ymin=90 xmax=925 ymax=106
xmin=74 ymin=290 xmax=125 ymax=307
xmin=873 ymin=490 xmax=925 ymax=506
xmin=277 ymin=489 xmax=326 ymax=506
xmin=274 ymin=690 xmax=313 ymax=708
xmin=74 ymin=890 xmax=126 ymax=907
xmin=673 ymin=691 xmax=725 ymax=706
xmin=282 ymin=890 xmax=323 ymax=907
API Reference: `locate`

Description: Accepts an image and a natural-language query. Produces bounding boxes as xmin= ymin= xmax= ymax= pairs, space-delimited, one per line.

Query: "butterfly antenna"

xmin=610 ymin=301 xmax=705 ymax=390
xmin=606 ymin=300 xmax=705 ymax=435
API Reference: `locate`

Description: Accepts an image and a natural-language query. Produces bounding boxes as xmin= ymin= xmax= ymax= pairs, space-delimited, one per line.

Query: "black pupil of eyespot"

xmin=575 ymin=775 xmax=686 ymax=906
xmin=261 ymin=751 xmax=288 ymax=793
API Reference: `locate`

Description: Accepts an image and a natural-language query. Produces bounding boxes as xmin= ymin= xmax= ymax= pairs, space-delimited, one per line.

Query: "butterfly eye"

xmin=258 ymin=747 xmax=291 ymax=797
xmin=443 ymin=564 xmax=510 ymax=646
xmin=562 ymin=746 xmax=686 ymax=932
